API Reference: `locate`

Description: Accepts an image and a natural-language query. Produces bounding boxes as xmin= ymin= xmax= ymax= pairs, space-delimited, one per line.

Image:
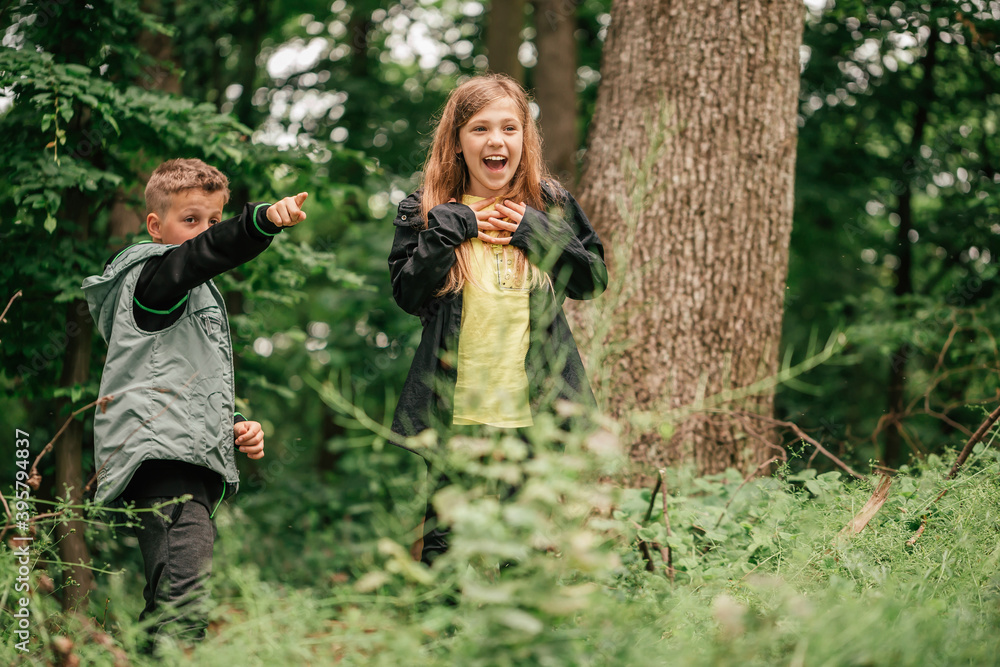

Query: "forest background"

xmin=1 ymin=0 xmax=999 ymax=665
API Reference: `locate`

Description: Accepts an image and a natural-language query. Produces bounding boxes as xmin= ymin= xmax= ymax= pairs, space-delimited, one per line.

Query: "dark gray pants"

xmin=132 ymin=497 xmax=216 ymax=645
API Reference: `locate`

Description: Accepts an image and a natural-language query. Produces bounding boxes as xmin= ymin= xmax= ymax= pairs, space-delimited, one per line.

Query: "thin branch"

xmin=658 ymin=469 xmax=675 ymax=582
xmin=29 ymin=381 xmax=193 ymax=491
xmin=29 ymin=397 xmax=113 ymax=487
xmin=728 ymin=413 xmax=788 ymax=461
xmin=0 ymin=492 xmax=16 ymax=543
xmin=643 ymin=474 xmax=662 ymax=524
xmin=305 ymin=374 xmax=419 ymax=451
xmin=931 ymin=324 xmax=960 ymax=376
xmin=946 ymin=401 xmax=1000 ymax=479
xmin=726 ymin=410 xmax=864 ymax=480
xmin=637 ymin=540 xmax=656 ymax=572
xmin=907 ymin=405 xmax=1000 ymax=547
xmin=0 ymin=289 xmax=23 ymax=324
xmin=896 ymin=422 xmax=928 ymax=461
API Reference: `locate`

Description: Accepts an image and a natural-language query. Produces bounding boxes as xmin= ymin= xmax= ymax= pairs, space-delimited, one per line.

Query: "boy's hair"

xmin=145 ymin=158 xmax=231 ymax=216
xmin=422 ymin=74 xmax=553 ymax=295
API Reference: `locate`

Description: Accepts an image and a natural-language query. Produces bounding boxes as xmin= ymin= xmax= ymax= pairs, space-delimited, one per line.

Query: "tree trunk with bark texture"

xmin=54 ymin=241 xmax=95 ymax=611
xmin=577 ymin=0 xmax=802 ymax=478
xmin=487 ymin=0 xmax=526 ymax=82
xmin=532 ymin=0 xmax=579 ymax=185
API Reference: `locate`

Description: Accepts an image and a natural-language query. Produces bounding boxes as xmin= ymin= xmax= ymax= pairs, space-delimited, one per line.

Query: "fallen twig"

xmin=836 ymin=473 xmax=893 ymax=543
xmin=906 ymin=519 xmax=926 ymax=548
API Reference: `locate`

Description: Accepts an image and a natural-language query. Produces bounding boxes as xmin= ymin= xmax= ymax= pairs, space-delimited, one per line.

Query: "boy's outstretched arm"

xmin=132 ymin=193 xmax=309 ymax=331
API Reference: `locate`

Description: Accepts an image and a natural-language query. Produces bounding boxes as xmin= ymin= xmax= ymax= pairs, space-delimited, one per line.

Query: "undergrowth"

xmin=4 ymin=421 xmax=1000 ymax=666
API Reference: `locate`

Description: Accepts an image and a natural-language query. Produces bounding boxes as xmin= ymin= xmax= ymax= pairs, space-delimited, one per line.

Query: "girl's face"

xmin=457 ymin=96 xmax=523 ymax=199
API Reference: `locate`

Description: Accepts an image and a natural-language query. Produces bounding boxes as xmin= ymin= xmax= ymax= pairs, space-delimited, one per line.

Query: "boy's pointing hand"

xmin=267 ymin=192 xmax=309 ymax=228
xmin=234 ymin=420 xmax=265 ymax=460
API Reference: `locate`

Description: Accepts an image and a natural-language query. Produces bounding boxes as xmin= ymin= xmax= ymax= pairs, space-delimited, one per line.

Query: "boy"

xmin=82 ymin=158 xmax=307 ymax=645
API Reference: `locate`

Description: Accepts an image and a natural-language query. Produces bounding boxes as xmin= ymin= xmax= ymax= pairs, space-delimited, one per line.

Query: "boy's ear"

xmin=146 ymin=212 xmax=162 ymax=242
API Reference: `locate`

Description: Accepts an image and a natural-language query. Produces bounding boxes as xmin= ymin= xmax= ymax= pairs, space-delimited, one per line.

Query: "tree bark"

xmin=54 ymin=297 xmax=94 ymax=611
xmin=487 ymin=0 xmax=527 ymax=82
xmin=232 ymin=0 xmax=270 ymax=131
xmin=137 ymin=0 xmax=181 ymax=94
xmin=532 ymin=0 xmax=580 ymax=185
xmin=577 ymin=0 xmax=802 ymax=478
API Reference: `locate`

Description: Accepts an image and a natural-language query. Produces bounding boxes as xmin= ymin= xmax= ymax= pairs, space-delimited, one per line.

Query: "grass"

xmin=4 ymin=431 xmax=1000 ymax=666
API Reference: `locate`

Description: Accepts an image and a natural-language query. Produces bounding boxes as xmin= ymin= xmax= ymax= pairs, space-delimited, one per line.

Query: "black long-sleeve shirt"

xmin=118 ymin=202 xmax=281 ymax=510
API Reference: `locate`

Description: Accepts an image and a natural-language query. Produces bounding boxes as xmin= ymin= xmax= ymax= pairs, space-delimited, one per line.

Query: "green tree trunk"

xmin=487 ymin=0 xmax=527 ymax=82
xmin=533 ymin=0 xmax=580 ymax=185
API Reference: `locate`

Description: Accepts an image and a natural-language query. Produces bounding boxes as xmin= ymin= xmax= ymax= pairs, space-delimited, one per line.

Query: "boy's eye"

xmin=210 ymin=219 xmax=219 ymax=226
xmin=185 ymin=217 xmax=196 ymax=223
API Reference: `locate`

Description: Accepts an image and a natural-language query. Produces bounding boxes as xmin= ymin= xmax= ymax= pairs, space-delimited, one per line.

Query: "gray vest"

xmin=83 ymin=242 xmax=239 ymax=506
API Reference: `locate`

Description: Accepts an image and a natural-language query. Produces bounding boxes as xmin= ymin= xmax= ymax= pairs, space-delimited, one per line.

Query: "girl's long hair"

xmin=421 ymin=74 xmax=553 ymax=295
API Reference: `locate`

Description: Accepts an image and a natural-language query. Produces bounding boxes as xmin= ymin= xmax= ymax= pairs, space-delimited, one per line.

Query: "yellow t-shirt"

xmin=452 ymin=195 xmax=534 ymax=428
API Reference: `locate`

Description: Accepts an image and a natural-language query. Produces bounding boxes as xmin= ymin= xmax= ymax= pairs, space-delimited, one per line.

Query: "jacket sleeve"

xmin=133 ymin=202 xmax=281 ymax=331
xmin=388 ymin=198 xmax=478 ymax=316
xmin=508 ymin=188 xmax=608 ymax=300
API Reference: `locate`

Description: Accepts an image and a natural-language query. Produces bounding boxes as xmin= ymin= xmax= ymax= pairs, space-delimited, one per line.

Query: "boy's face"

xmin=146 ymin=188 xmax=226 ymax=245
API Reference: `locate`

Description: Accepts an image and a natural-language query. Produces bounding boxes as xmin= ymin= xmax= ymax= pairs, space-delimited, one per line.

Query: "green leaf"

xmin=496 ymin=608 xmax=543 ymax=635
xmin=44 ymin=214 xmax=57 ymax=233
xmin=63 ymin=64 xmax=91 ymax=76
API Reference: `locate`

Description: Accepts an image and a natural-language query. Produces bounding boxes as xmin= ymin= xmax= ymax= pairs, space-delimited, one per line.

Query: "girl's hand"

xmin=234 ymin=420 xmax=265 ymax=460
xmin=494 ymin=200 xmax=525 ymax=226
xmin=478 ymin=199 xmax=525 ymax=245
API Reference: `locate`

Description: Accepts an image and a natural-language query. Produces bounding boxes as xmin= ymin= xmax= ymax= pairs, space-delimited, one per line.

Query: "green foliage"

xmin=783 ymin=0 xmax=1000 ymax=464
xmin=2 ymin=0 xmax=998 ymax=664
xmin=6 ymin=423 xmax=1000 ymax=665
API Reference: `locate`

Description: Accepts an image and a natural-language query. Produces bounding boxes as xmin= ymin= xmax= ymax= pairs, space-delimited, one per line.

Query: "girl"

xmin=388 ymin=74 xmax=608 ymax=564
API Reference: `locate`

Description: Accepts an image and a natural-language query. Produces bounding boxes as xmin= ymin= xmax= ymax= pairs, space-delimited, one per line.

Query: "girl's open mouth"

xmin=483 ymin=156 xmax=508 ymax=172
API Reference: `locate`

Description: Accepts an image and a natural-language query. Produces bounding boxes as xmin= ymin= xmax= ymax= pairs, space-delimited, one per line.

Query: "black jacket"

xmin=387 ymin=181 xmax=608 ymax=448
